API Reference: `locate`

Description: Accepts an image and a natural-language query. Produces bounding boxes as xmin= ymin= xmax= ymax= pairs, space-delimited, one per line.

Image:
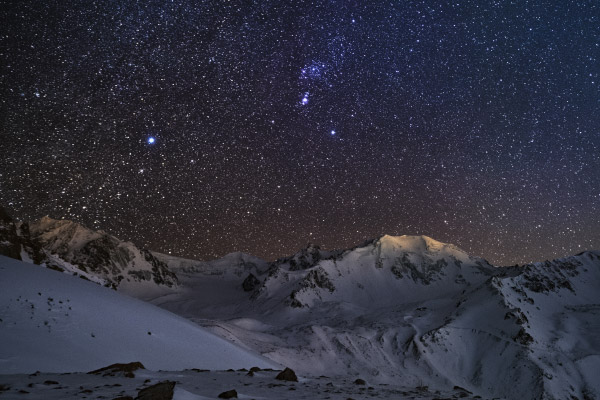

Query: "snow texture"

xmin=0 ymin=255 xmax=278 ymax=374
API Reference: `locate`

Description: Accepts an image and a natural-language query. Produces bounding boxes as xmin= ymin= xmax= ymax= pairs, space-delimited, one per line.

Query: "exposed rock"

xmin=354 ymin=378 xmax=366 ymax=385
xmin=301 ymin=267 xmax=335 ymax=292
xmin=141 ymin=249 xmax=178 ymax=287
xmin=0 ymin=207 xmax=44 ymax=263
xmin=275 ymin=367 xmax=298 ymax=382
xmin=288 ymin=291 xmax=304 ymax=308
xmin=11 ymin=216 xmax=180 ymax=290
xmin=242 ymin=273 xmax=260 ymax=292
xmin=0 ymin=207 xmax=22 ymax=260
xmin=514 ymin=327 xmax=534 ymax=345
xmin=88 ymin=362 xmax=145 ymax=378
xmin=218 ymin=389 xmax=238 ymax=398
xmin=135 ymin=381 xmax=175 ymax=400
xmin=453 ymin=385 xmax=473 ymax=393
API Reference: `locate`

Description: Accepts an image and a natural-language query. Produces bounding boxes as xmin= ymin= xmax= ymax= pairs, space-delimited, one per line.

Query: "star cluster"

xmin=1 ymin=1 xmax=599 ymax=265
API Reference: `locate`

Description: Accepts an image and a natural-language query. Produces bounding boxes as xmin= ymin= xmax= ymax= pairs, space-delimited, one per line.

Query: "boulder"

xmin=218 ymin=389 xmax=238 ymax=399
xmin=135 ymin=381 xmax=176 ymax=400
xmin=275 ymin=367 xmax=298 ymax=382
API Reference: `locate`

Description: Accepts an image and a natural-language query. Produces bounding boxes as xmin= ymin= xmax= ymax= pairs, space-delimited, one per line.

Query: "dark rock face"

xmin=354 ymin=378 xmax=366 ymax=385
xmin=0 ymin=207 xmax=23 ymax=260
xmin=217 ymin=389 xmax=238 ymax=398
xmin=287 ymin=267 xmax=336 ymax=307
xmin=300 ymin=267 xmax=335 ymax=292
xmin=389 ymin=253 xmax=448 ymax=284
xmin=275 ymin=243 xmax=340 ymax=272
xmin=88 ymin=362 xmax=146 ymax=378
xmin=142 ymin=250 xmax=178 ymax=287
xmin=514 ymin=327 xmax=534 ymax=345
xmin=135 ymin=381 xmax=176 ymax=400
xmin=288 ymin=291 xmax=304 ymax=308
xmin=289 ymin=244 xmax=322 ymax=271
xmin=520 ymin=260 xmax=578 ymax=294
xmin=72 ymin=235 xmax=134 ymax=276
xmin=242 ymin=273 xmax=260 ymax=292
xmin=0 ymin=207 xmax=45 ymax=263
xmin=275 ymin=367 xmax=298 ymax=382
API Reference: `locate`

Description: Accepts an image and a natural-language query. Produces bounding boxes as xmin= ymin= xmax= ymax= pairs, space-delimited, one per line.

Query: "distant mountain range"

xmin=1 ymin=206 xmax=599 ymax=399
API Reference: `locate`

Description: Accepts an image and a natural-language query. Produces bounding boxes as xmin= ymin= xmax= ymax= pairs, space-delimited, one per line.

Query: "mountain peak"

xmin=376 ymin=234 xmax=473 ymax=262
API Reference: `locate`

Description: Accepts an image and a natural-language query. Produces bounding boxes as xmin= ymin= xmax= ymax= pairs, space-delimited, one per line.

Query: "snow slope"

xmin=149 ymin=251 xmax=269 ymax=319
xmin=150 ymin=236 xmax=600 ymax=400
xmin=0 ymin=255 xmax=278 ymax=374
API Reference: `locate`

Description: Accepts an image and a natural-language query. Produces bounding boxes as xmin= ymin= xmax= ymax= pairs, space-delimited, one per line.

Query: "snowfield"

xmin=0 ymin=255 xmax=278 ymax=374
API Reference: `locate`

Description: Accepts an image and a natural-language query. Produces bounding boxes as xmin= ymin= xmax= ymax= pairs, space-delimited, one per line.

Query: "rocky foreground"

xmin=0 ymin=362 xmax=484 ymax=400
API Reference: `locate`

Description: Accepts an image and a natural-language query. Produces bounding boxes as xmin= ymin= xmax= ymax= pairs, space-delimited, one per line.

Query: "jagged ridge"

xmin=0 ymin=208 xmax=177 ymax=291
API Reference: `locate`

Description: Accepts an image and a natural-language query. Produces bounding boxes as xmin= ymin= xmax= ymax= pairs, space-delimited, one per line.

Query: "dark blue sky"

xmin=1 ymin=0 xmax=599 ymax=264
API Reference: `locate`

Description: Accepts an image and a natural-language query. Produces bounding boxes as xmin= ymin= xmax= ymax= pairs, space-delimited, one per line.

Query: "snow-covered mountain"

xmin=150 ymin=235 xmax=600 ymax=400
xmin=0 ymin=208 xmax=177 ymax=293
xmin=0 ymin=255 xmax=278 ymax=374
xmin=2 ymin=207 xmax=599 ymax=399
xmin=251 ymin=234 xmax=495 ymax=309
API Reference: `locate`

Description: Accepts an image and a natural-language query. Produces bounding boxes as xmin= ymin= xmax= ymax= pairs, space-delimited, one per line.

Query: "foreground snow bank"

xmin=0 ymin=255 xmax=278 ymax=373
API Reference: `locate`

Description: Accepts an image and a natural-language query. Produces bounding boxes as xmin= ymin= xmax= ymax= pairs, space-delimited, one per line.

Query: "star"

xmin=2 ymin=0 xmax=598 ymax=267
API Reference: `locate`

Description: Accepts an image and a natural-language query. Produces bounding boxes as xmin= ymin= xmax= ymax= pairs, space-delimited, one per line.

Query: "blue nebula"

xmin=147 ymin=137 xmax=156 ymax=144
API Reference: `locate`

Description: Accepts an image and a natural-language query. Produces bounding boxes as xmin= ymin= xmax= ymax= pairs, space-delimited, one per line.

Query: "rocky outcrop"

xmin=242 ymin=273 xmax=260 ymax=292
xmin=275 ymin=367 xmax=298 ymax=382
xmin=88 ymin=362 xmax=146 ymax=378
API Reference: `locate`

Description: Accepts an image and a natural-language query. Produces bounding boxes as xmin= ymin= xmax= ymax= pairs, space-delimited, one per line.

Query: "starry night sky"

xmin=1 ymin=0 xmax=599 ymax=265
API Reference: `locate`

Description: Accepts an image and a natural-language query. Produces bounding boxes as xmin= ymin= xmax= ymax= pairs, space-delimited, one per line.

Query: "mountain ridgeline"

xmin=1 ymin=206 xmax=599 ymax=399
xmin=0 ymin=207 xmax=177 ymax=292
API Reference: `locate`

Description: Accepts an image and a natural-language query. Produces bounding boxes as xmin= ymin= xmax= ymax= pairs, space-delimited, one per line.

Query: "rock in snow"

xmin=135 ymin=380 xmax=175 ymax=400
xmin=275 ymin=367 xmax=298 ymax=382
xmin=217 ymin=388 xmax=238 ymax=398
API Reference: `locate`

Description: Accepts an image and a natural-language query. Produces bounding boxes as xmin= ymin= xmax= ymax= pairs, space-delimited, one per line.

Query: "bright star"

xmin=330 ymin=130 xmax=336 ymax=135
xmin=301 ymin=93 xmax=309 ymax=105
xmin=147 ymin=137 xmax=156 ymax=144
